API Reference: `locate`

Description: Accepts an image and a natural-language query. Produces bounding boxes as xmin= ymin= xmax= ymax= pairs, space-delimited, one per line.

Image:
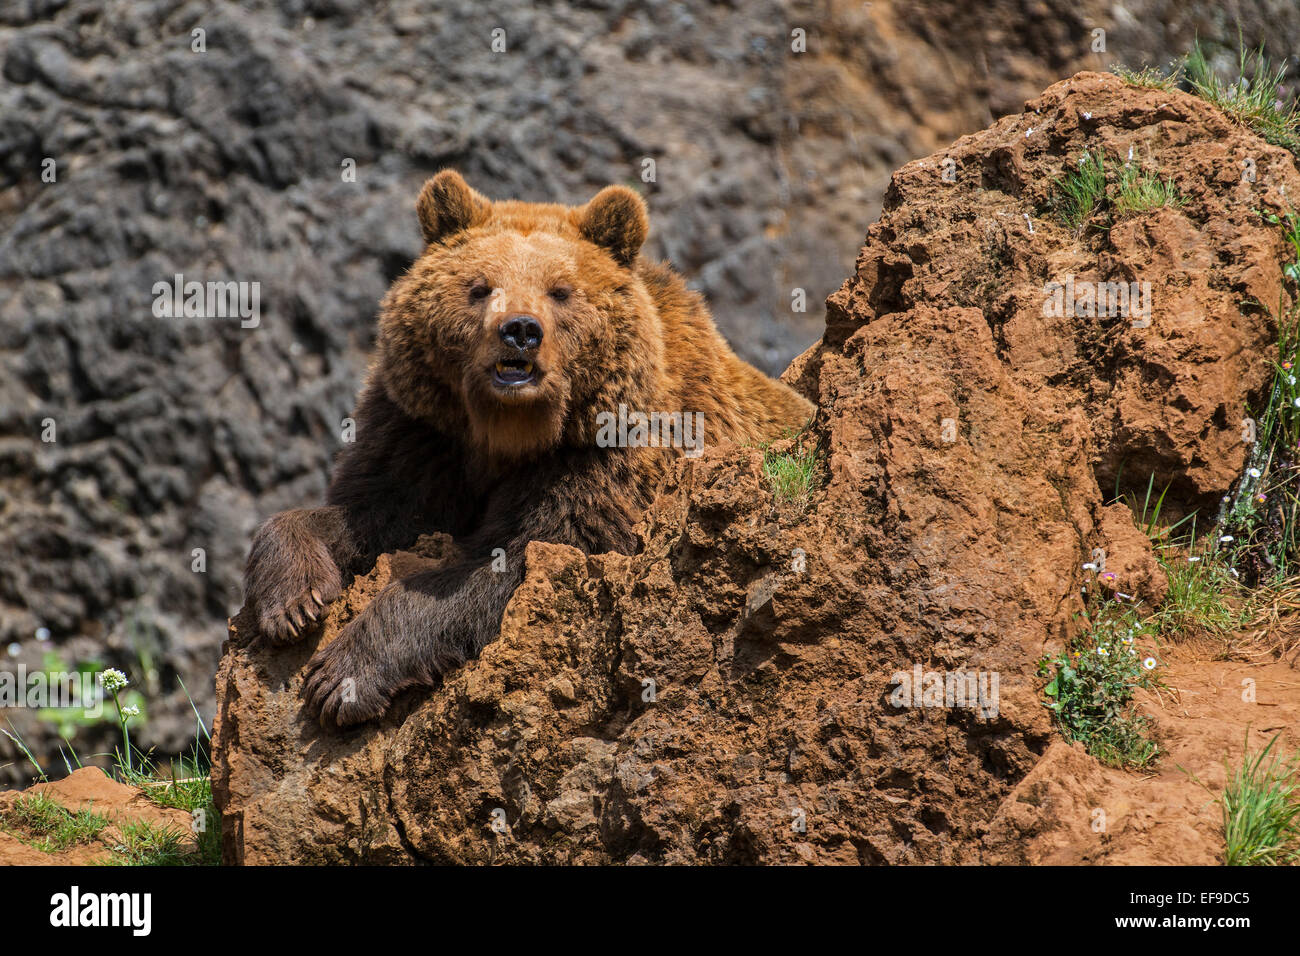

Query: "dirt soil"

xmin=986 ymin=641 xmax=1300 ymax=863
xmin=212 ymin=72 xmax=1300 ymax=864
xmin=0 ymin=767 xmax=195 ymax=865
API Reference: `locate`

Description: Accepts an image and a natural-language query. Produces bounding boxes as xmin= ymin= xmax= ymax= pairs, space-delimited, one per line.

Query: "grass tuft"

xmin=1185 ymin=39 xmax=1300 ymax=155
xmin=761 ymin=437 xmax=820 ymax=512
xmin=1111 ymin=62 xmax=1182 ymax=91
xmin=1052 ymin=149 xmax=1107 ymax=228
xmin=4 ymin=792 xmax=109 ymax=853
xmin=1051 ymin=148 xmax=1181 ymax=229
xmin=1113 ymin=161 xmax=1183 ymax=217
xmin=1222 ymin=733 xmax=1300 ymax=865
xmin=100 ymin=819 xmax=196 ymax=867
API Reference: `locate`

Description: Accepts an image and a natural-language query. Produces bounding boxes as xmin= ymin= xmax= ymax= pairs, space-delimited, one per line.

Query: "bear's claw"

xmin=259 ymin=582 xmax=338 ymax=644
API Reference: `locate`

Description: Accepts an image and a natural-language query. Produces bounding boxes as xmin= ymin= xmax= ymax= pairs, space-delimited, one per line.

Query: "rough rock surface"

xmin=213 ymin=73 xmax=1299 ymax=863
xmin=4 ymin=0 xmax=1297 ymax=784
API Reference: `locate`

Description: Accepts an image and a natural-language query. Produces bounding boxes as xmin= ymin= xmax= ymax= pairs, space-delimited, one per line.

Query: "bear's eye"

xmin=548 ymin=285 xmax=572 ymax=303
xmin=468 ymin=281 xmax=491 ymax=302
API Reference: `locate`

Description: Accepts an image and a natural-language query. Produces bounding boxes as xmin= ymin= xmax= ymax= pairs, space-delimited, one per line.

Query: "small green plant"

xmin=1038 ymin=598 xmax=1161 ymax=769
xmin=4 ymin=792 xmax=109 ymax=853
xmin=1052 ymin=149 xmax=1108 ymax=228
xmin=1185 ymin=38 xmax=1300 ymax=155
xmin=1 ymin=720 xmax=47 ymax=782
xmin=99 ymin=668 xmax=140 ymax=773
xmin=1277 ymin=211 xmax=1300 ymax=283
xmin=1221 ymin=733 xmax=1300 ymax=865
xmin=108 ymin=675 xmax=219 ymax=865
xmin=1113 ymin=161 xmax=1182 ymax=217
xmin=761 ymin=439 xmax=820 ymax=511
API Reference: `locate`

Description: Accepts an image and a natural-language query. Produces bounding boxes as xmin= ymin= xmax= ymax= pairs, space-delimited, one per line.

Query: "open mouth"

xmin=492 ymin=358 xmax=537 ymax=388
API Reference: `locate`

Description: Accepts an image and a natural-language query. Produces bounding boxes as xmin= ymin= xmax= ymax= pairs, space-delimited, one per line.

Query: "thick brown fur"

xmin=243 ymin=170 xmax=814 ymax=729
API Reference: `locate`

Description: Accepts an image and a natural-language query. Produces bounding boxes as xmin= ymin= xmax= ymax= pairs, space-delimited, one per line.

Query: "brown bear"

xmin=243 ymin=170 xmax=813 ymax=728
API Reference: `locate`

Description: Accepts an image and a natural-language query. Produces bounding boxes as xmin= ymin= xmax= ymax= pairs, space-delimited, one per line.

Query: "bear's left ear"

xmin=578 ymin=185 xmax=648 ymax=267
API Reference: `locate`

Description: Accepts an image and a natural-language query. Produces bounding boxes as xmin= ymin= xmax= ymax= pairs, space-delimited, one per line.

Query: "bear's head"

xmin=376 ymin=170 xmax=667 ymax=461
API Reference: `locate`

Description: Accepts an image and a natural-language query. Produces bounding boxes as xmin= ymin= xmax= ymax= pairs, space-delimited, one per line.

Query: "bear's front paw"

xmin=245 ymin=520 xmax=343 ymax=645
xmin=256 ymin=581 xmax=339 ymax=645
xmin=300 ymin=606 xmax=414 ymax=729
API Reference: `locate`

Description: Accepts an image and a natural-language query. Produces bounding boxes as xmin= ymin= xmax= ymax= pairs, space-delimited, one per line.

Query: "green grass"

xmin=761 ymin=441 xmax=820 ymax=511
xmin=1222 ymin=734 xmax=1300 ymax=865
xmin=1052 ymin=149 xmax=1108 ymax=228
xmin=1038 ymin=598 xmax=1161 ymax=769
xmin=1216 ymin=287 xmax=1300 ymax=585
xmin=1051 ymin=146 xmax=1183 ymax=229
xmin=1155 ymin=549 xmax=1247 ymax=638
xmin=1114 ymin=161 xmax=1183 ymax=217
xmin=1 ymin=721 xmax=49 ymax=782
xmin=1113 ymin=473 xmax=1245 ymax=639
xmin=1185 ymin=39 xmax=1300 ymax=155
xmin=3 ymin=792 xmax=109 ymax=853
xmin=100 ymin=819 xmax=197 ymax=867
xmin=1 ymin=783 xmax=216 ymax=865
xmin=1111 ymin=63 xmax=1181 ymax=91
xmin=124 ymin=763 xmax=220 ymax=866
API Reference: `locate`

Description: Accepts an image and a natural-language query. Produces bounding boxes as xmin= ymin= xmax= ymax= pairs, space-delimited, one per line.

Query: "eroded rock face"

xmin=214 ymin=73 xmax=1297 ymax=863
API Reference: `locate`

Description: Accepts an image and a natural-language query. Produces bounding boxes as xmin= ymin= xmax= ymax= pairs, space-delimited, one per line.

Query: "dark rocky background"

xmin=1 ymin=0 xmax=1297 ymax=784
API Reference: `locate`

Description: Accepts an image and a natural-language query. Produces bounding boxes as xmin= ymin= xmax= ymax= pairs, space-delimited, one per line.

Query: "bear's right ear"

xmin=416 ymin=170 xmax=490 ymax=244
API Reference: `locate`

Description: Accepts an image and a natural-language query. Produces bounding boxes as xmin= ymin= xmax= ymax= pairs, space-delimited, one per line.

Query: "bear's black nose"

xmin=499 ymin=315 xmax=543 ymax=351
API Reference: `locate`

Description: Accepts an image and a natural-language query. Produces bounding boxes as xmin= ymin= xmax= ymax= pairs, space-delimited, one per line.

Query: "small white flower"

xmin=1097 ymin=646 xmax=1110 ymax=657
xmin=5 ymin=643 xmax=19 ymax=659
xmin=1143 ymin=657 xmax=1158 ymax=670
xmin=1188 ymin=556 xmax=1201 ymax=563
xmin=1082 ymin=562 xmax=1097 ymax=571
xmin=1083 ymin=112 xmax=1092 ymax=120
xmin=1293 ymin=397 xmax=1300 ymax=408
xmin=120 ymin=705 xmax=140 ymax=718
xmin=1025 ymin=128 xmax=1034 ymax=137
xmin=35 ymin=627 xmax=50 ymax=642
xmin=1220 ymin=535 xmax=1234 ymax=543
xmin=101 ymin=669 xmax=129 ymax=693
xmin=1248 ymin=469 xmax=1261 ymax=479
xmin=1288 ymin=375 xmax=1295 ymax=386
xmin=1230 ymin=568 xmax=1240 ymax=578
